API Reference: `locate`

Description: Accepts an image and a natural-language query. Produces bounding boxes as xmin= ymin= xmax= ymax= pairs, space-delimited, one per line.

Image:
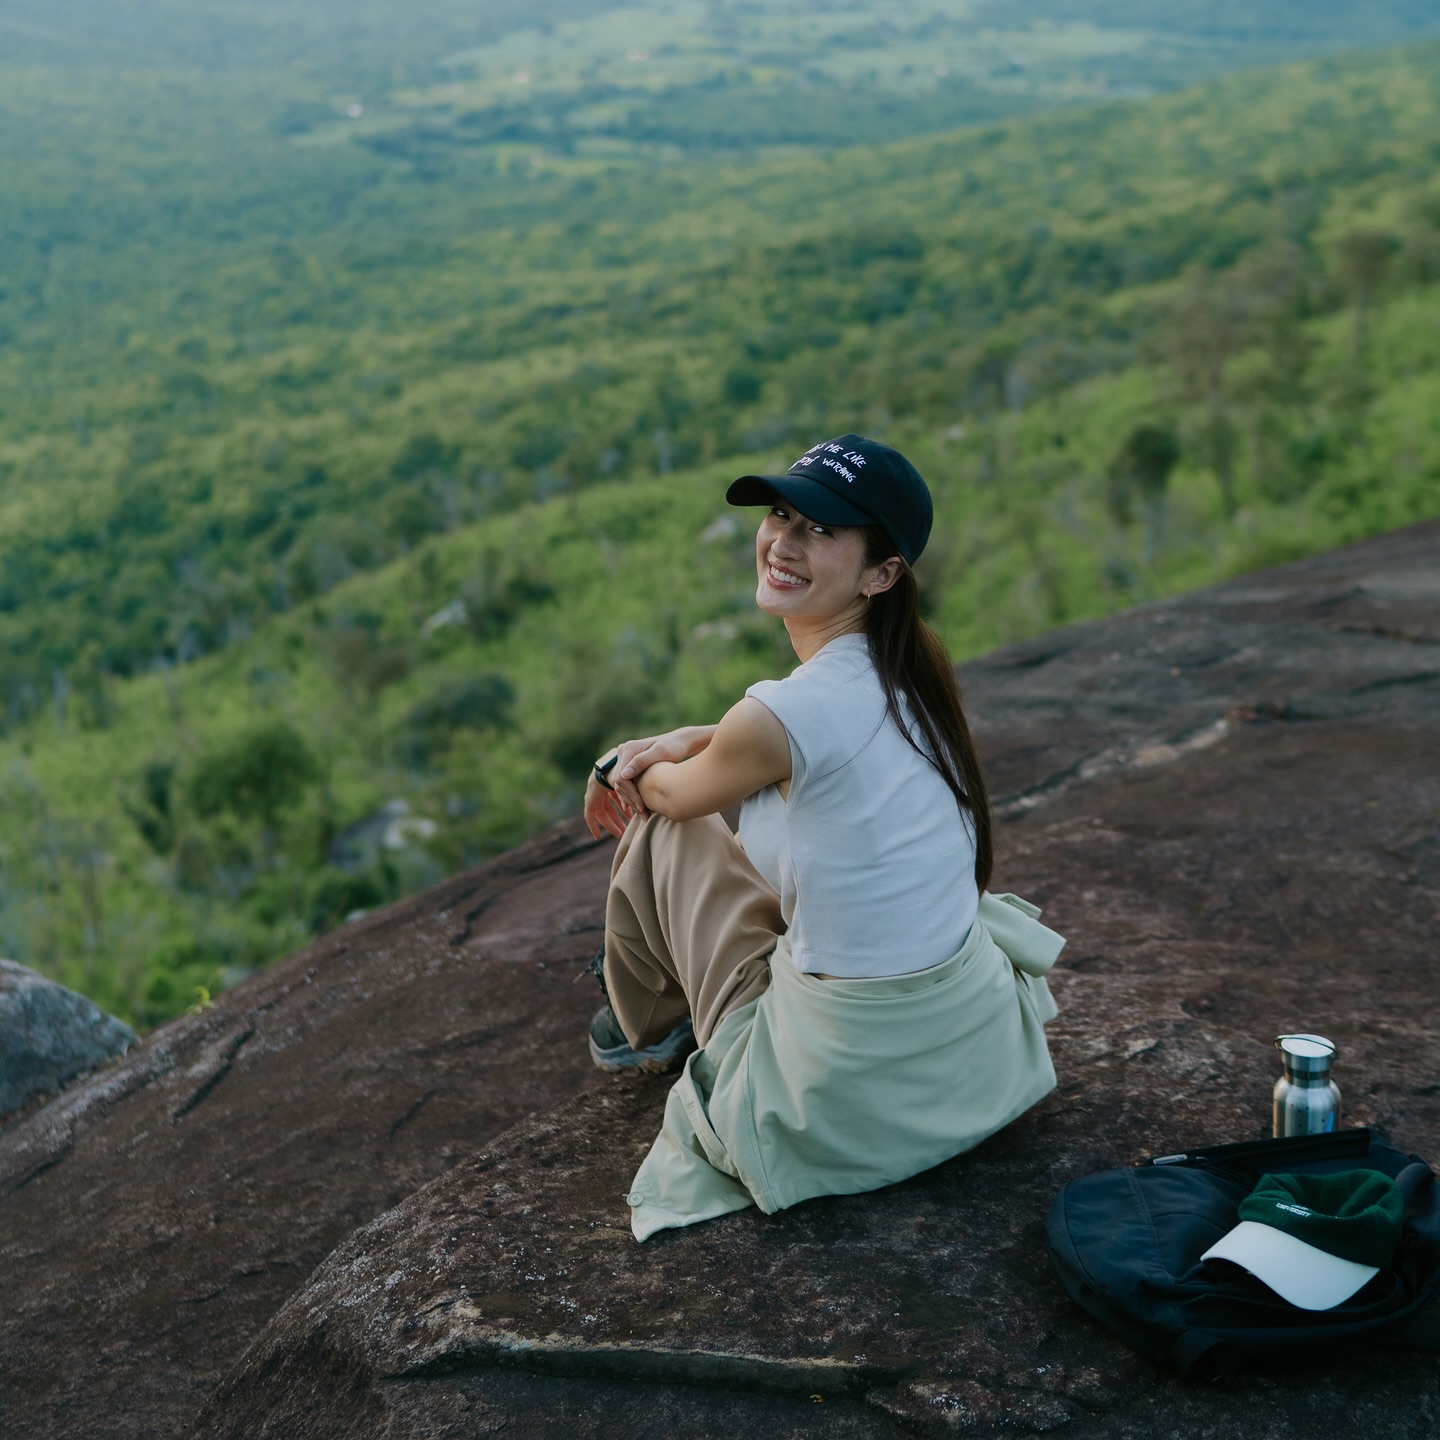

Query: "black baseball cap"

xmin=725 ymin=434 xmax=933 ymax=566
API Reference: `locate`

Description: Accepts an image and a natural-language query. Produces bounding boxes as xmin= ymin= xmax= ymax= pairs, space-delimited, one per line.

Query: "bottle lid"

xmin=1276 ymin=1033 xmax=1335 ymax=1076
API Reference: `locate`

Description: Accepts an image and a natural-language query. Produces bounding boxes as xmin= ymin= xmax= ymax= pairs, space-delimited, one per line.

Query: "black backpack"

xmin=1044 ymin=1128 xmax=1440 ymax=1382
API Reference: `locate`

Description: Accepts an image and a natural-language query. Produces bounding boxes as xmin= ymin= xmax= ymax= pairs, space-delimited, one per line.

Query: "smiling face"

xmin=753 ymin=504 xmax=901 ymax=641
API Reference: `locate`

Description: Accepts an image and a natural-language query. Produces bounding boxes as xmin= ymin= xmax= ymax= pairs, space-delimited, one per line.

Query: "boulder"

xmin=0 ymin=519 xmax=1437 ymax=1439
xmin=0 ymin=960 xmax=135 ymax=1118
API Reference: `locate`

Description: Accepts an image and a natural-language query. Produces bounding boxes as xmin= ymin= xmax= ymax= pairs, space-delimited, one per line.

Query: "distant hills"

xmin=1 ymin=13 xmax=1438 ymax=1023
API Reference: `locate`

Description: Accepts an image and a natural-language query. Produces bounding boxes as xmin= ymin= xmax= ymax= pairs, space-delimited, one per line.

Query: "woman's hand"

xmin=584 ymin=765 xmax=632 ymax=841
xmin=611 ymin=728 xmax=705 ymax=816
xmin=582 ymin=727 xmax=715 ymax=841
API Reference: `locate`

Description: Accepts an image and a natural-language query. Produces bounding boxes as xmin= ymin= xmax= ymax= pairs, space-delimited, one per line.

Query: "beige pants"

xmin=604 ymin=813 xmax=783 ymax=1050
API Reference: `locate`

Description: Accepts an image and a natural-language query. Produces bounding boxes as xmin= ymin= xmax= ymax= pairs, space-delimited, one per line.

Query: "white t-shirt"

xmin=738 ymin=632 xmax=979 ymax=978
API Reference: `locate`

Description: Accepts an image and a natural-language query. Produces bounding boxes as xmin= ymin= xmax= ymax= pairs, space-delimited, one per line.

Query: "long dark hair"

xmin=861 ymin=526 xmax=993 ymax=892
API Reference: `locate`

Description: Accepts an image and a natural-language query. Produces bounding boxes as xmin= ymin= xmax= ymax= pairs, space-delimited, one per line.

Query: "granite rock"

xmin=0 ymin=959 xmax=135 ymax=1118
xmin=194 ymin=694 xmax=1440 ymax=1438
xmin=1 ymin=519 xmax=1437 ymax=1439
xmin=0 ymin=821 xmax=612 ymax=1438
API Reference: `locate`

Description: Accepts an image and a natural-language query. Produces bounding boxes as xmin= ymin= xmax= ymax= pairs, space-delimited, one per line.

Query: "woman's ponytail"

xmin=862 ymin=528 xmax=993 ymax=892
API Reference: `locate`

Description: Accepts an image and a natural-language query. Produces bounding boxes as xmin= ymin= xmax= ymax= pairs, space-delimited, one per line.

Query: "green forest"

xmin=2 ymin=3 xmax=1439 ymax=1028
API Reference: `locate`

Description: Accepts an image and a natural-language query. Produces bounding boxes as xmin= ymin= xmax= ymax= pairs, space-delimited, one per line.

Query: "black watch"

xmin=593 ymin=753 xmax=619 ymax=791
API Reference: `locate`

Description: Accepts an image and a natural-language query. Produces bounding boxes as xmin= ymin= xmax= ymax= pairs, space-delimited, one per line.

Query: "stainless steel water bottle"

xmin=1272 ymin=1034 xmax=1341 ymax=1137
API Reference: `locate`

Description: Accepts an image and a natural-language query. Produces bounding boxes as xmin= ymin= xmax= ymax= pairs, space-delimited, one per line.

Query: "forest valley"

xmin=1 ymin=13 xmax=1439 ymax=1025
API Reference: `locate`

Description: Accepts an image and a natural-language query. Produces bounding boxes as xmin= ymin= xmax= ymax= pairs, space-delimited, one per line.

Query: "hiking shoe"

xmin=588 ymin=1004 xmax=696 ymax=1075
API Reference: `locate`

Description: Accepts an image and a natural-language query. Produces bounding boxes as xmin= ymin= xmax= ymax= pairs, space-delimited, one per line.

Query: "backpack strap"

xmin=1172 ymin=1329 xmax=1241 ymax=1385
xmin=1144 ymin=1128 xmax=1374 ymax=1172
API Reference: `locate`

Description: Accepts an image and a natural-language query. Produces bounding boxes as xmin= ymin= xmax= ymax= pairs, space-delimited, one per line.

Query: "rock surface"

xmin=0 ymin=959 xmax=135 ymax=1118
xmin=2 ymin=519 xmax=1438 ymax=1439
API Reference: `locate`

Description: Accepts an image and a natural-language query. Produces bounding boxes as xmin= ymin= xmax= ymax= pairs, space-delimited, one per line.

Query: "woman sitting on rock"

xmin=583 ymin=434 xmax=1062 ymax=1241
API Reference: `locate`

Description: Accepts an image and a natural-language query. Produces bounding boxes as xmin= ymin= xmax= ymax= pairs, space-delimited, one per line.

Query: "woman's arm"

xmin=634 ymin=698 xmax=790 ymax=823
xmin=584 ymin=724 xmax=718 ymax=840
xmin=614 ymin=725 xmax=715 ymax=793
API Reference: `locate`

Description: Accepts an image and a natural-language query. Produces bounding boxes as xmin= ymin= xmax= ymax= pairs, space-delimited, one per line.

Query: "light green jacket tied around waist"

xmin=626 ymin=892 xmax=1064 ymax=1241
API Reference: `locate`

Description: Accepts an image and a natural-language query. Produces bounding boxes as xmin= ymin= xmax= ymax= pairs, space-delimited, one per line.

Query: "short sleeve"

xmin=746 ymin=678 xmax=808 ymax=794
xmin=745 ymin=641 xmax=886 ymax=798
